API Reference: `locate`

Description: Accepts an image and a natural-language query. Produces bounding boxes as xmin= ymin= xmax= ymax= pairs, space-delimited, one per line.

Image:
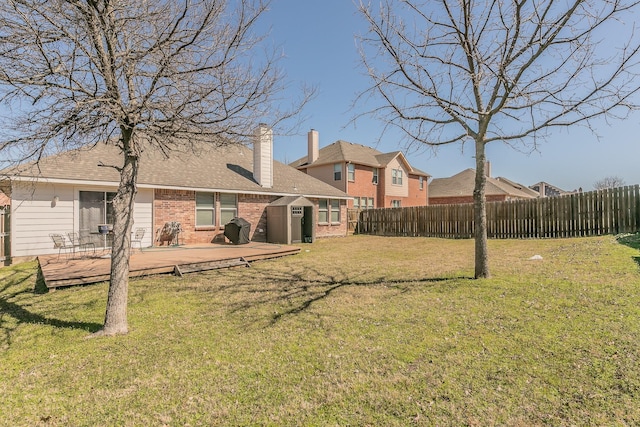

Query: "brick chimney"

xmin=253 ymin=124 xmax=273 ymax=188
xmin=307 ymin=129 xmax=319 ymax=165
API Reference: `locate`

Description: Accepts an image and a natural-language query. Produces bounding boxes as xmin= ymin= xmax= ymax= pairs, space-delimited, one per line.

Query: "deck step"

xmin=174 ymin=257 xmax=250 ymax=277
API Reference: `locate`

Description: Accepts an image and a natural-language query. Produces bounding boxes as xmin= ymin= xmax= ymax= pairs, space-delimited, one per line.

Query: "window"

xmin=419 ymin=176 xmax=424 ymax=190
xmin=392 ymin=200 xmax=401 ymax=208
xmin=353 ymin=197 xmax=360 ymax=209
xmin=392 ymin=169 xmax=403 ymax=185
xmin=368 ymin=198 xmax=374 ymax=209
xmin=331 ymin=199 xmax=340 ymax=223
xmin=372 ymin=168 xmax=378 ymax=185
xmin=318 ymin=199 xmax=328 ymax=223
xmin=219 ymin=193 xmax=237 ymax=226
xmin=319 ymin=199 xmax=340 ymax=223
xmin=333 ymin=163 xmax=342 ymax=181
xmin=347 ymin=163 xmax=355 ymax=181
xmin=196 ymin=192 xmax=215 ymax=226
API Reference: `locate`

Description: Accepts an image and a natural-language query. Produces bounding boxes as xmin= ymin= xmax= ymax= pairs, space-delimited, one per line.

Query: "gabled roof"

xmin=429 ymin=169 xmax=537 ymax=199
xmin=529 ymin=181 xmax=570 ymax=197
xmin=1 ymin=142 xmax=349 ymax=199
xmin=495 ymin=177 xmax=540 ymax=198
xmin=289 ymin=140 xmax=430 ymax=177
xmin=267 ymin=195 xmax=314 ymax=207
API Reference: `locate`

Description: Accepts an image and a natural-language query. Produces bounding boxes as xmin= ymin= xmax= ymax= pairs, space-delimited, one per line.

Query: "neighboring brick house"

xmin=289 ymin=130 xmax=431 ymax=209
xmin=429 ymin=167 xmax=538 ymax=205
xmin=0 ymin=126 xmax=349 ymax=261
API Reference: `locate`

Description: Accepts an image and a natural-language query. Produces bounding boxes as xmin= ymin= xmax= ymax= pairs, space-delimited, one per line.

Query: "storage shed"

xmin=266 ymin=196 xmax=315 ymax=244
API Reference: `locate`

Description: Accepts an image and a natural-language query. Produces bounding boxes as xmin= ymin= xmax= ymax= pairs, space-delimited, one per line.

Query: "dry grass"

xmin=1 ymin=234 xmax=640 ymax=426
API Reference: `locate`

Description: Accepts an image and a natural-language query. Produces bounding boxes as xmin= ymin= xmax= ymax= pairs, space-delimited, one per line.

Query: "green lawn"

xmin=1 ymin=234 xmax=640 ymax=426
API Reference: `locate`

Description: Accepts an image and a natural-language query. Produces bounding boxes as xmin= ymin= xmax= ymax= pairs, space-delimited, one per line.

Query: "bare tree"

xmin=356 ymin=0 xmax=640 ymax=278
xmin=0 ymin=0 xmax=310 ymax=335
xmin=594 ymin=176 xmax=626 ymax=189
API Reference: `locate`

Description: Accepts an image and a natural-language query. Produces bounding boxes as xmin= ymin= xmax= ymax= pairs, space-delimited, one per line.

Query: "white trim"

xmin=6 ymin=176 xmax=350 ymax=199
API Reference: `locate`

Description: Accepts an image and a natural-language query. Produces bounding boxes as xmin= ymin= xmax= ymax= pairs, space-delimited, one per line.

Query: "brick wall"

xmin=406 ymin=174 xmax=428 ymax=206
xmin=312 ymin=198 xmax=347 ymax=238
xmin=154 ymin=189 xmax=346 ymax=244
xmin=238 ymin=194 xmax=278 ymax=242
xmin=154 ymin=189 xmax=207 ymax=244
xmin=380 ymin=176 xmax=429 ymax=207
xmin=346 ymin=164 xmax=378 ymax=208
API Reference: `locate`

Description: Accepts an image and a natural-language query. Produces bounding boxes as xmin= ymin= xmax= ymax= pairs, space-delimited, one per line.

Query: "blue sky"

xmin=262 ymin=0 xmax=640 ymax=192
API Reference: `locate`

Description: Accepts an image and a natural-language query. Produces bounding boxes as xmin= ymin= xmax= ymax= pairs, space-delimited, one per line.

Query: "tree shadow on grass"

xmin=616 ymin=233 xmax=640 ymax=268
xmin=0 ymin=266 xmax=103 ymax=349
xmin=195 ymin=265 xmax=471 ymax=327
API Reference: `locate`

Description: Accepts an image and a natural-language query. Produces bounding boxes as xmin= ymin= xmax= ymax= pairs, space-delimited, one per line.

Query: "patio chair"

xmin=67 ymin=232 xmax=96 ymax=257
xmin=50 ymin=233 xmax=79 ymax=260
xmin=131 ymin=227 xmax=145 ymax=252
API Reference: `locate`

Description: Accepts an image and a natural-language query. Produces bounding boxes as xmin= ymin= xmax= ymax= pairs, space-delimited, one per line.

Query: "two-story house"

xmin=290 ymin=130 xmax=430 ymax=208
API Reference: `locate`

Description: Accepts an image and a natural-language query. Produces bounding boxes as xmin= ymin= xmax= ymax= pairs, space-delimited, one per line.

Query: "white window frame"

xmin=330 ymin=199 xmax=340 ymax=223
xmin=319 ymin=199 xmax=329 ymax=223
xmin=419 ymin=176 xmax=424 ymax=190
xmin=392 ymin=200 xmax=401 ymax=208
xmin=372 ymin=168 xmax=378 ymax=185
xmin=333 ymin=163 xmax=342 ymax=181
xmin=392 ymin=169 xmax=403 ymax=185
xmin=319 ymin=199 xmax=341 ymax=224
xmin=195 ymin=192 xmax=215 ymax=227
xmin=219 ymin=193 xmax=238 ymax=227
xmin=347 ymin=163 xmax=355 ymax=182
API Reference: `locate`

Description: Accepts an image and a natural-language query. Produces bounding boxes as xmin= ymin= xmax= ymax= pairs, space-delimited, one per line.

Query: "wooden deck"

xmin=38 ymin=242 xmax=300 ymax=289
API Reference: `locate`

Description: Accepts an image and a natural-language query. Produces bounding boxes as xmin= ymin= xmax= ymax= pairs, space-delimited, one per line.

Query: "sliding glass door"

xmin=79 ymin=191 xmax=116 ymax=248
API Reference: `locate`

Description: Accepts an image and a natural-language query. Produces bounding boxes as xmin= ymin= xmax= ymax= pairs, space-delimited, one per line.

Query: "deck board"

xmin=38 ymin=242 xmax=300 ymax=288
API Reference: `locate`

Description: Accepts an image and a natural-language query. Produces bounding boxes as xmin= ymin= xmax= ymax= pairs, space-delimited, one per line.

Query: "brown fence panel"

xmin=356 ymin=185 xmax=640 ymax=239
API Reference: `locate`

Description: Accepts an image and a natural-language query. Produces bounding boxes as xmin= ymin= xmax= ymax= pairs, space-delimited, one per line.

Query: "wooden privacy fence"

xmin=356 ymin=185 xmax=640 ymax=239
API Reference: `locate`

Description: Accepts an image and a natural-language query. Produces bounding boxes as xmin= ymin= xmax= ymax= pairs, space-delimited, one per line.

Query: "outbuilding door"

xmin=291 ymin=206 xmax=303 ymax=243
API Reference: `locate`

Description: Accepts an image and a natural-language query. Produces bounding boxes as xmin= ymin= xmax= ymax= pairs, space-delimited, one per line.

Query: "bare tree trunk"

xmin=98 ymin=132 xmax=138 ymax=336
xmin=473 ymin=139 xmax=490 ymax=279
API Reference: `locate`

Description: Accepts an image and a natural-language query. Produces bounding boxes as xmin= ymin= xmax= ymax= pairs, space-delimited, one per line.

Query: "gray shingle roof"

xmin=429 ymin=169 xmax=537 ymax=199
xmin=290 ymin=140 xmax=430 ymax=177
xmin=1 ymin=142 xmax=349 ymax=199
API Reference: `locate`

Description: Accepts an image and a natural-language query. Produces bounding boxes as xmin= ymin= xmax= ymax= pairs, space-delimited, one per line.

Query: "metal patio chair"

xmin=131 ymin=227 xmax=145 ymax=252
xmin=67 ymin=232 xmax=96 ymax=257
xmin=50 ymin=233 xmax=79 ymax=260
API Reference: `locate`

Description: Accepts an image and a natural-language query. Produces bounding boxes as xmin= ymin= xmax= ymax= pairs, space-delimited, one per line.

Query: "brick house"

xmin=289 ymin=130 xmax=431 ymax=209
xmin=0 ymin=126 xmax=349 ymax=261
xmin=429 ymin=167 xmax=538 ymax=205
